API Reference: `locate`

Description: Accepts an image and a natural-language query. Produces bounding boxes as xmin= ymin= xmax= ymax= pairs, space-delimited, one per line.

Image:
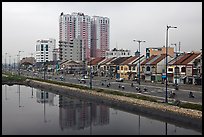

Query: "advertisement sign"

xmin=186 ymin=65 xmax=192 ymax=76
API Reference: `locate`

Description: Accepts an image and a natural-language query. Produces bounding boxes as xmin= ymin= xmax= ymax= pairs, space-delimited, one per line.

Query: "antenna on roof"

xmin=116 ymin=42 xmax=118 ymax=50
xmin=179 ymin=41 xmax=181 ymax=54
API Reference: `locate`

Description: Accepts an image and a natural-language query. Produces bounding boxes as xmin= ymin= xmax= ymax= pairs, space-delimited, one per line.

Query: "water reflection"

xmin=18 ymin=85 xmax=23 ymax=108
xmin=36 ymin=90 xmax=55 ymax=123
xmin=59 ymin=95 xmax=109 ymax=131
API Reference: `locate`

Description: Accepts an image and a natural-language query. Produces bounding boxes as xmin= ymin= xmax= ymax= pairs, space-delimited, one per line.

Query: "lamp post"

xmin=171 ymin=43 xmax=178 ymax=88
xmin=18 ymin=51 xmax=24 ymax=75
xmin=133 ymin=40 xmax=145 ymax=85
xmin=5 ymin=53 xmax=8 ymax=71
xmin=90 ymin=38 xmax=98 ymax=89
xmin=43 ymin=49 xmax=46 ymax=80
xmin=165 ymin=25 xmax=177 ymax=103
xmin=9 ymin=55 xmax=11 ymax=71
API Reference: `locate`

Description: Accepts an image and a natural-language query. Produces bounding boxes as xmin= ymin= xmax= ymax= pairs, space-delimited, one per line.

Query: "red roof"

xmin=181 ymin=53 xmax=200 ymax=65
xmin=122 ymin=56 xmax=140 ymax=65
xmin=141 ymin=55 xmax=157 ymax=65
xmin=90 ymin=57 xmax=105 ymax=65
xmin=174 ymin=53 xmax=192 ymax=65
xmin=100 ymin=57 xmax=116 ymax=65
xmin=150 ymin=54 xmax=166 ymax=65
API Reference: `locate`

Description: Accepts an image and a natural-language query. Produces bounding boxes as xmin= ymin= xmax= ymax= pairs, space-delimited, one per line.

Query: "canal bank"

xmin=22 ymin=79 xmax=202 ymax=131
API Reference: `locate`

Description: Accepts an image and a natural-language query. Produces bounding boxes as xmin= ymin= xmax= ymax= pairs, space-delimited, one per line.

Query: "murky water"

xmin=2 ymin=85 xmax=201 ymax=135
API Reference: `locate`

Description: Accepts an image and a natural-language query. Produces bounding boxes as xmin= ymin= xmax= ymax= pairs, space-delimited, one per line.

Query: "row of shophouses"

xmin=56 ymin=51 xmax=202 ymax=85
xmin=20 ymin=51 xmax=202 ymax=85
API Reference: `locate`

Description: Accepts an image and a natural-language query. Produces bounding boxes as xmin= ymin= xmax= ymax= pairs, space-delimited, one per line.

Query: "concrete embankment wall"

xmin=13 ymin=79 xmax=203 ymax=132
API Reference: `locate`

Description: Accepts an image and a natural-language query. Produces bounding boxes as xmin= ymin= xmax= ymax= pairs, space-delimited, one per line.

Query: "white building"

xmin=105 ymin=48 xmax=131 ymax=58
xmin=35 ymin=38 xmax=56 ymax=62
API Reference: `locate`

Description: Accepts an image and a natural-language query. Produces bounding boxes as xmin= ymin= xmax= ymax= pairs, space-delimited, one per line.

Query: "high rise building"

xmin=59 ymin=12 xmax=110 ymax=61
xmin=91 ymin=16 xmax=110 ymax=58
xmin=59 ymin=12 xmax=91 ymax=60
xmin=35 ymin=38 xmax=56 ymax=62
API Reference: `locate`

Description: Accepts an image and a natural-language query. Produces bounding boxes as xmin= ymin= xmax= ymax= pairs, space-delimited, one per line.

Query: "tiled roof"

xmin=110 ymin=57 xmax=130 ymax=65
xmin=100 ymin=57 xmax=116 ymax=65
xmin=150 ymin=54 xmax=166 ymax=65
xmin=168 ymin=53 xmax=185 ymax=65
xmin=141 ymin=55 xmax=157 ymax=65
xmin=181 ymin=53 xmax=201 ymax=65
xmin=90 ymin=57 xmax=105 ymax=65
xmin=121 ymin=56 xmax=139 ymax=65
xmin=174 ymin=53 xmax=192 ymax=65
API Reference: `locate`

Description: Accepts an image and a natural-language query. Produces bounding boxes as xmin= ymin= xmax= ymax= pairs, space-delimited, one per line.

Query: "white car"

xmin=116 ymin=78 xmax=124 ymax=82
xmin=84 ymin=75 xmax=89 ymax=79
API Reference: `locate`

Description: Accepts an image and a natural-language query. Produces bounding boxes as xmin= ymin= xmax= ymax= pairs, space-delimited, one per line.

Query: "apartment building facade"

xmin=35 ymin=38 xmax=56 ymax=62
xmin=59 ymin=12 xmax=110 ymax=61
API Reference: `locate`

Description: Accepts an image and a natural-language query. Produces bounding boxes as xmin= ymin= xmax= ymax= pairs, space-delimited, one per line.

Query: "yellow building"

xmin=146 ymin=46 xmax=174 ymax=58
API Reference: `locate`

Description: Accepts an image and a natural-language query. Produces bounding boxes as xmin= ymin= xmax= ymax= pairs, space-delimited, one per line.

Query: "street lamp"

xmin=18 ymin=51 xmax=24 ymax=75
xmin=171 ymin=43 xmax=179 ymax=90
xmin=165 ymin=25 xmax=177 ymax=103
xmin=90 ymin=38 xmax=98 ymax=89
xmin=5 ymin=53 xmax=8 ymax=71
xmin=9 ymin=55 xmax=11 ymax=71
xmin=133 ymin=40 xmax=145 ymax=85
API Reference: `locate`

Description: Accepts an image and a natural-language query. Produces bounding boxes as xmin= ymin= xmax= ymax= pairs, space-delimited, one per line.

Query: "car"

xmin=84 ymin=75 xmax=89 ymax=79
xmin=60 ymin=75 xmax=64 ymax=81
xmin=132 ymin=78 xmax=138 ymax=81
xmin=116 ymin=78 xmax=124 ymax=82
xmin=79 ymin=78 xmax=86 ymax=84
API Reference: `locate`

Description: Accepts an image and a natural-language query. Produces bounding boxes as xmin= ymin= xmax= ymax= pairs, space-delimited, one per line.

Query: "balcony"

xmin=145 ymin=71 xmax=152 ymax=75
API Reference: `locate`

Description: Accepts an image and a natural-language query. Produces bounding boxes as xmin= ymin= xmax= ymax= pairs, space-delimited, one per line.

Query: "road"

xmin=7 ymin=69 xmax=202 ymax=105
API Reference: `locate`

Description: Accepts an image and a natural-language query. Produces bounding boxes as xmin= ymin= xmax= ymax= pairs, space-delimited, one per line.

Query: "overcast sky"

xmin=2 ymin=2 xmax=202 ymax=61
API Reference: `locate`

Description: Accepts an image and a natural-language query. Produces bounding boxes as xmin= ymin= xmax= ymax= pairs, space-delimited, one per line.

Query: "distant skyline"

xmin=2 ymin=2 xmax=202 ymax=61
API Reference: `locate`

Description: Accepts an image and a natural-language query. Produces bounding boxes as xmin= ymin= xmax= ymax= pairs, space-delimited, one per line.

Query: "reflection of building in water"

xmin=59 ymin=95 xmax=109 ymax=130
xmin=36 ymin=90 xmax=55 ymax=106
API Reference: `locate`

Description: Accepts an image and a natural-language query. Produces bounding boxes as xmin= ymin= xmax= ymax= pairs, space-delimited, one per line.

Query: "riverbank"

xmin=23 ymin=79 xmax=202 ymax=130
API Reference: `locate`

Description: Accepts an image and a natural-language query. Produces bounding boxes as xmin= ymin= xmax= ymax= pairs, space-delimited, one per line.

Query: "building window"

xmin=181 ymin=67 xmax=186 ymax=72
xmin=168 ymin=68 xmax=173 ymax=71
xmin=121 ymin=66 xmax=123 ymax=70
xmin=175 ymin=67 xmax=179 ymax=74
xmin=146 ymin=66 xmax=150 ymax=71
xmin=46 ymin=45 xmax=48 ymax=51
xmin=41 ymin=44 xmax=44 ymax=51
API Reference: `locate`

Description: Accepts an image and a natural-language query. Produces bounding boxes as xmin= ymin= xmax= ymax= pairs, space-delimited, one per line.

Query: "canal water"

xmin=2 ymin=85 xmax=201 ymax=135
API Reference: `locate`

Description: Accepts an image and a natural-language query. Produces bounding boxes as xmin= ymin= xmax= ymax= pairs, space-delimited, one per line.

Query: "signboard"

xmin=186 ymin=66 xmax=192 ymax=76
xmin=162 ymin=75 xmax=166 ymax=79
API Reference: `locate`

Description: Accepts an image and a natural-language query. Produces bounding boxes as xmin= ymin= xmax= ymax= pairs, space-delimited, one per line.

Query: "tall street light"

xmin=9 ymin=55 xmax=11 ymax=71
xmin=133 ymin=40 xmax=145 ymax=85
xmin=171 ymin=43 xmax=178 ymax=90
xmin=165 ymin=25 xmax=177 ymax=103
xmin=5 ymin=53 xmax=8 ymax=71
xmin=18 ymin=50 xmax=24 ymax=75
xmin=90 ymin=38 xmax=98 ymax=89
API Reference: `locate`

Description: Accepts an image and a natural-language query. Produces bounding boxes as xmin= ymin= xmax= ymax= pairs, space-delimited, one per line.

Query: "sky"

xmin=2 ymin=2 xmax=202 ymax=62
